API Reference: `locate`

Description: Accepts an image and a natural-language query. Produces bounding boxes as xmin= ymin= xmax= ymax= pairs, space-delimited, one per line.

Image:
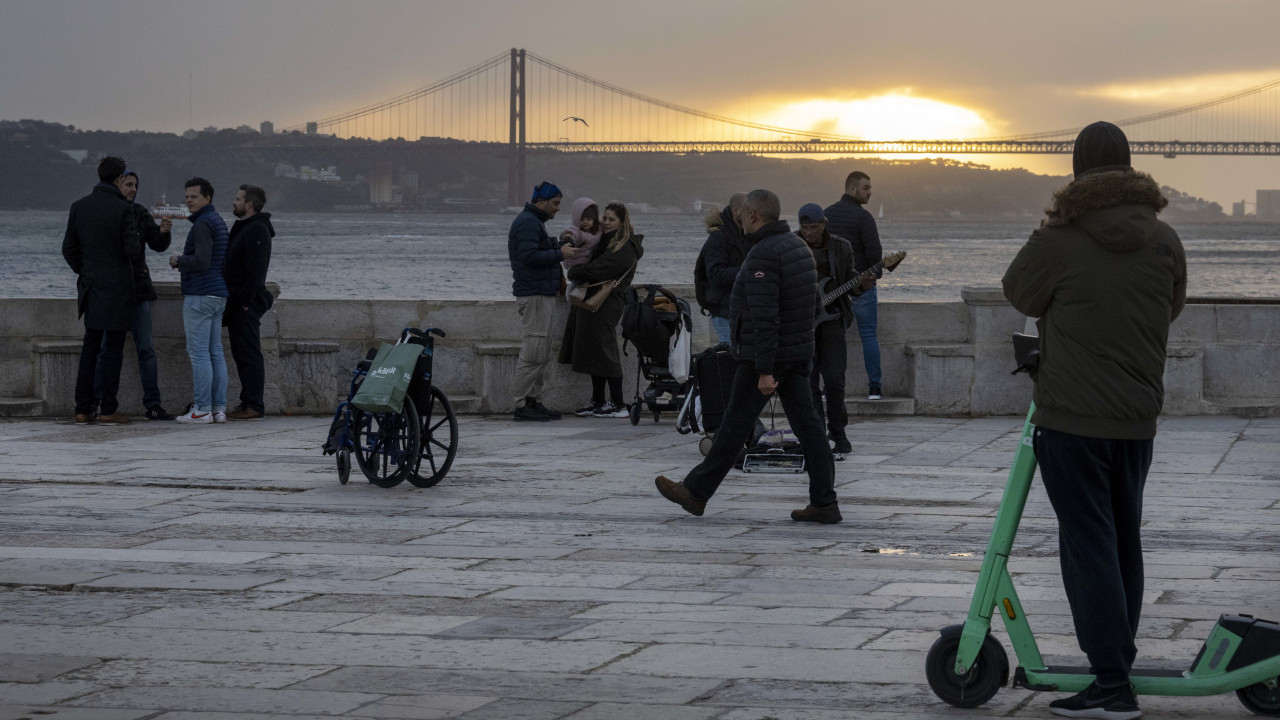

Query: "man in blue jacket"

xmin=169 ymin=177 xmax=230 ymax=425
xmin=824 ymin=171 xmax=883 ymax=400
xmin=655 ymin=189 xmax=840 ymax=523
xmin=508 ymin=181 xmax=580 ymax=422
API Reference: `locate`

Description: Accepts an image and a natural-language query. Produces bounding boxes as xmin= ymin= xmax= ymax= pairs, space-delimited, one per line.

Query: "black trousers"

xmin=810 ymin=318 xmax=848 ymax=436
xmin=1034 ymin=426 xmax=1153 ymax=687
xmin=76 ymin=328 xmax=126 ymax=415
xmin=225 ymin=307 xmax=265 ymax=413
xmin=684 ymin=360 xmax=836 ymax=507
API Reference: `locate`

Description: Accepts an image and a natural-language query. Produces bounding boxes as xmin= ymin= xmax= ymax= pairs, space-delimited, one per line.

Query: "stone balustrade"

xmin=2 ymin=282 xmax=1277 ymax=417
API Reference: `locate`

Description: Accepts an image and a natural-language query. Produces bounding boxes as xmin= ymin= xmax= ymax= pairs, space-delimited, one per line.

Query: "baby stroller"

xmin=322 ymin=327 xmax=460 ymax=488
xmin=621 ymin=284 xmax=693 ymax=425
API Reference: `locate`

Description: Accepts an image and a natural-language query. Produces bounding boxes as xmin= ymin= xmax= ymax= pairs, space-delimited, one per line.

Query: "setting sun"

xmin=763 ymin=93 xmax=992 ymax=140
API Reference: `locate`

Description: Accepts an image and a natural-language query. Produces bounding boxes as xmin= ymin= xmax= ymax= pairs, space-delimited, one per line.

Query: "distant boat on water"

xmin=150 ymin=194 xmax=188 ymax=220
xmin=878 ymin=202 xmax=884 ymax=220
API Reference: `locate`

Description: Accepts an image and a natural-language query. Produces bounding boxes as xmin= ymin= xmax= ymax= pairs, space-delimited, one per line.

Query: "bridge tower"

xmin=508 ymin=48 xmax=526 ymax=207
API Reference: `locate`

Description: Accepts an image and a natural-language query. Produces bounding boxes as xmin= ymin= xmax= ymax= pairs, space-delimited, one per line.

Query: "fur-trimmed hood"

xmin=703 ymin=207 xmax=724 ymax=231
xmin=1043 ymin=169 xmax=1169 ymax=252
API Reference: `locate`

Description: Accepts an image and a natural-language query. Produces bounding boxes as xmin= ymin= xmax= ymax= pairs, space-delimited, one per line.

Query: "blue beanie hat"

xmin=798 ymin=203 xmax=826 ymax=224
xmin=531 ymin=181 xmax=562 ymax=202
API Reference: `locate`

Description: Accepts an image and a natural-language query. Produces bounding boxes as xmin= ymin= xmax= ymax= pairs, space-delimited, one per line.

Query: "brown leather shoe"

xmin=227 ymin=407 xmax=264 ymax=420
xmin=655 ymin=476 xmax=706 ymax=517
xmin=96 ymin=413 xmax=132 ymax=425
xmin=74 ymin=413 xmax=95 ymax=424
xmin=791 ymin=502 xmax=842 ymax=524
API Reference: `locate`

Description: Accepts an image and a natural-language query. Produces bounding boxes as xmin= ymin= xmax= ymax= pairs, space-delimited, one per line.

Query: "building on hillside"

xmin=260 ymin=121 xmax=274 ymax=136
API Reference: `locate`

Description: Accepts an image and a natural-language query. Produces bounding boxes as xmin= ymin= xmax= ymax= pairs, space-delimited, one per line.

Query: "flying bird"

xmin=563 ymin=116 xmax=590 ymax=128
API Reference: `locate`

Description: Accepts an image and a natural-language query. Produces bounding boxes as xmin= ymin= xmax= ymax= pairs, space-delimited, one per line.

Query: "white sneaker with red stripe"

xmin=177 ymin=410 xmax=213 ymax=424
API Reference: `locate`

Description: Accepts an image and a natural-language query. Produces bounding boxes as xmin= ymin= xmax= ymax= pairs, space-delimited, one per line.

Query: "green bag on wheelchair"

xmin=351 ymin=342 xmax=422 ymax=413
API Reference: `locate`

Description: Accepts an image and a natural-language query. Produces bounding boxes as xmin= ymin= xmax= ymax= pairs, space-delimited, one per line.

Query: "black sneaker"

xmin=1049 ymin=682 xmax=1141 ymax=720
xmin=574 ymin=401 xmax=600 ymax=417
xmin=145 ymin=405 xmax=175 ymax=421
xmin=829 ymin=430 xmax=852 ymax=455
xmin=592 ymin=401 xmax=630 ymax=418
xmin=527 ymin=399 xmax=562 ymax=420
xmin=513 ymin=405 xmax=551 ymax=422
xmin=868 ymin=383 xmax=883 ymax=400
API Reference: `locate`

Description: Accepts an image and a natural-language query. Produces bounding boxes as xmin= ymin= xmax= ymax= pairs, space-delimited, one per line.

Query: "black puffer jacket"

xmin=729 ymin=220 xmax=818 ymax=375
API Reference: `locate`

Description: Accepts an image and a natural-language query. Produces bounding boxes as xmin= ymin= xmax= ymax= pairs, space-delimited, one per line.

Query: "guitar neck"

xmin=822 ymin=262 xmax=882 ymax=306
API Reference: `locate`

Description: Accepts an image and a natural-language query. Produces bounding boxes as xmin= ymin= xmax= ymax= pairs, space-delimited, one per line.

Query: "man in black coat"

xmin=824 ymin=171 xmax=883 ymax=399
xmin=656 ymin=189 xmax=840 ymax=523
xmin=62 ymin=156 xmax=141 ymax=425
xmin=93 ymin=169 xmax=174 ymax=421
xmin=223 ymin=184 xmax=275 ymax=420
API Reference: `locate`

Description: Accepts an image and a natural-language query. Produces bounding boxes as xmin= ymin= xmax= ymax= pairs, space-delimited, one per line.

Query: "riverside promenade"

xmin=0 ymin=413 xmax=1277 ymax=719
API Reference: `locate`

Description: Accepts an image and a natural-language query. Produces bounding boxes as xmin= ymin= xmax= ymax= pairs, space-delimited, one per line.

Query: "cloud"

xmin=1075 ymin=69 xmax=1280 ymax=104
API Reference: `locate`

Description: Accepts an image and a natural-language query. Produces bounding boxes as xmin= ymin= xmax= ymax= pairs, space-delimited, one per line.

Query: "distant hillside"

xmin=0 ymin=119 xmax=1226 ymax=220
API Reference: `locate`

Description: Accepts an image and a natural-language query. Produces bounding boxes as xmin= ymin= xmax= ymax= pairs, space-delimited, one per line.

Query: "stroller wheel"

xmin=699 ymin=436 xmax=713 ymax=456
xmin=653 ymin=410 xmax=661 ymax=423
xmin=629 ymin=403 xmax=641 ymax=425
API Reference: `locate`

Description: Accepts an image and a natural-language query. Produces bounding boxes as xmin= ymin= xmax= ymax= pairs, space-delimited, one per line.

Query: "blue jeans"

xmin=711 ymin=315 xmax=732 ymax=344
xmin=850 ymin=287 xmax=881 ymax=386
xmin=95 ymin=300 xmax=161 ymax=409
xmin=183 ymin=295 xmax=228 ymax=413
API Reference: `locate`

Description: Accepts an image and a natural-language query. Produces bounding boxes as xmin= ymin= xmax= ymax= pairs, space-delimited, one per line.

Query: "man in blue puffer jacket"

xmin=656 ymin=189 xmax=840 ymax=524
xmin=507 ymin=181 xmax=581 ymax=421
xmin=169 ymin=177 xmax=229 ymax=425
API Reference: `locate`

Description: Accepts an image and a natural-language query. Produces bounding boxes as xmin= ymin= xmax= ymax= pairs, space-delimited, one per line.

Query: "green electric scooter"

xmin=924 ymin=334 xmax=1280 ymax=715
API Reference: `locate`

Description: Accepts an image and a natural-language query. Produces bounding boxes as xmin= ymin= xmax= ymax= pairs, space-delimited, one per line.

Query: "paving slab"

xmin=0 ymin=414 xmax=1275 ymax=720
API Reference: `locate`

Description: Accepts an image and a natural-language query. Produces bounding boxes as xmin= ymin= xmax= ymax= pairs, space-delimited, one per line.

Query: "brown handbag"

xmin=568 ymin=260 xmax=637 ymax=313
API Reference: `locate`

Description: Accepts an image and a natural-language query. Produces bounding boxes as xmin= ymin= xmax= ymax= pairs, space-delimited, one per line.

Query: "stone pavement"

xmin=0 ymin=411 xmax=1277 ymax=720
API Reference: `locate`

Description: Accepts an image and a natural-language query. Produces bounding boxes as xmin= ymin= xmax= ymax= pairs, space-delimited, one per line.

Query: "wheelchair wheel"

xmin=336 ymin=448 xmax=351 ymax=485
xmin=355 ymin=400 xmax=420 ymax=488
xmin=407 ymin=386 xmax=458 ymax=488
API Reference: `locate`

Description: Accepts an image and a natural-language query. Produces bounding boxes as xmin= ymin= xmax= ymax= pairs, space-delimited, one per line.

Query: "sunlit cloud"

xmin=759 ymin=92 xmax=993 ymax=140
xmin=1076 ymin=69 xmax=1280 ymax=103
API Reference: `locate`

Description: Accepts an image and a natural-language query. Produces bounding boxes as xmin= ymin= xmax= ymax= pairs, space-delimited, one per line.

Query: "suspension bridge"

xmin=166 ymin=49 xmax=1280 ymax=205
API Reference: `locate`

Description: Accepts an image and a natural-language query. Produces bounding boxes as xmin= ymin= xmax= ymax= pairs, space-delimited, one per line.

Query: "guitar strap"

xmin=826 ymin=246 xmax=838 ymax=285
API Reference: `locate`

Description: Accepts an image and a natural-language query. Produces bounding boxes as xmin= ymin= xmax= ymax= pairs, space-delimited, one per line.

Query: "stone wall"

xmin=2 ymin=282 xmax=1277 ymax=417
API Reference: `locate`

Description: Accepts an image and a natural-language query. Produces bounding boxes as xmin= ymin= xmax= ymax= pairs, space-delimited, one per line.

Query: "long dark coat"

xmin=61 ymin=184 xmax=141 ymax=331
xmin=559 ymin=232 xmax=644 ymax=377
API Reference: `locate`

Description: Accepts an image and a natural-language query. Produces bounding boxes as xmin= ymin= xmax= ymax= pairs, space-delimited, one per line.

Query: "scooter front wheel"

xmin=925 ymin=632 xmax=1008 ymax=708
xmin=1238 ymin=677 xmax=1280 ymax=716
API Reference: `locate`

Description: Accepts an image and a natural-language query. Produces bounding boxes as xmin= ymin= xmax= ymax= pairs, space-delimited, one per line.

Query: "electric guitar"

xmin=813 ymin=250 xmax=906 ymax=327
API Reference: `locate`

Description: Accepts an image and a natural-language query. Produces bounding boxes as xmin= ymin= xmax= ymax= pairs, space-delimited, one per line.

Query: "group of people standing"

xmin=62 ymin=156 xmax=275 ymax=425
xmin=506 ymin=182 xmax=643 ymax=421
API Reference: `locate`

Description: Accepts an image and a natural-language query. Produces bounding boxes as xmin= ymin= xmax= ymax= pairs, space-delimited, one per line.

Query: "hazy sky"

xmin=2 ymin=0 xmax=1278 ymax=206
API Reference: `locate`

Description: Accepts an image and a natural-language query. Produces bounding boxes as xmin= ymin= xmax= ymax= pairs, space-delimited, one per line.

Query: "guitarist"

xmin=797 ymin=203 xmax=860 ymax=457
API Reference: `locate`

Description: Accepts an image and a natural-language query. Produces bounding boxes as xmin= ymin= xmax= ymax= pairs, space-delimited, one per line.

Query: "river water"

xmin=4 ymin=210 xmax=1277 ymax=301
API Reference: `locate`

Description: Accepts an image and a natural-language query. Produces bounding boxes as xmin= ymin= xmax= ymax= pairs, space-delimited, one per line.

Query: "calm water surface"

xmin=3 ymin=210 xmax=1277 ymax=301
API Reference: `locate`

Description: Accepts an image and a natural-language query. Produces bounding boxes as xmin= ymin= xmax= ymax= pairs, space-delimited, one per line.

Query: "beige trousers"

xmin=512 ymin=294 xmax=556 ymax=404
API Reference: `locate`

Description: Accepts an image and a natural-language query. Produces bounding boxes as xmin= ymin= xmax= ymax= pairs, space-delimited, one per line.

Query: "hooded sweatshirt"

xmin=561 ymin=197 xmax=602 ymax=270
xmin=1002 ymin=168 xmax=1187 ymax=439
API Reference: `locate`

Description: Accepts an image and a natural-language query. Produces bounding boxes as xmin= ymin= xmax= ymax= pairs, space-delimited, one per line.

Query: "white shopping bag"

xmin=668 ymin=317 xmax=691 ymax=383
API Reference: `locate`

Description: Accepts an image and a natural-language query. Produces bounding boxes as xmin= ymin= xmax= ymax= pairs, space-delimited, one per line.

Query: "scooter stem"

xmin=956 ymin=403 xmax=1042 ymax=674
